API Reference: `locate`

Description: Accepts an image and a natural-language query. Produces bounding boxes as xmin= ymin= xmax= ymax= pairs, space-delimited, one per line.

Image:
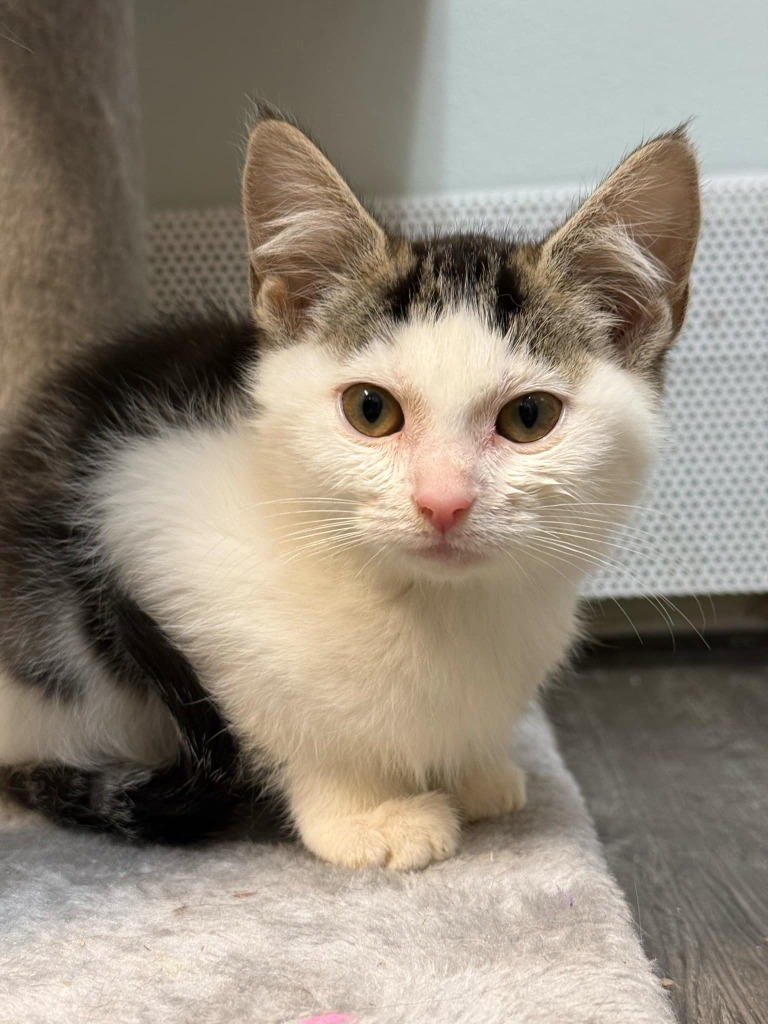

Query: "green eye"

xmin=496 ymin=392 xmax=562 ymax=443
xmin=341 ymin=384 xmax=404 ymax=438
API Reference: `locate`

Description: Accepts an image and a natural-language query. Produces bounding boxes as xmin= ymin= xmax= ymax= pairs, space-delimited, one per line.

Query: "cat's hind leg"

xmin=0 ymin=597 xmax=247 ymax=841
xmin=0 ymin=663 xmax=175 ymax=768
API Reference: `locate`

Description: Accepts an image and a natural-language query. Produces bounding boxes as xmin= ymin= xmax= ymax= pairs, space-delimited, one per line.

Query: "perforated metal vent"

xmin=148 ymin=176 xmax=768 ymax=599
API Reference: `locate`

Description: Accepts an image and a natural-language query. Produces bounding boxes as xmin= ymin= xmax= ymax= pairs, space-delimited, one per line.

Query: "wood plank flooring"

xmin=548 ymin=637 xmax=768 ymax=1024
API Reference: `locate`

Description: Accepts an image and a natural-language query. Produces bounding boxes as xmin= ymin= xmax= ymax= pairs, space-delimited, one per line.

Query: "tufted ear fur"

xmin=540 ymin=130 xmax=701 ymax=371
xmin=242 ymin=109 xmax=387 ymax=341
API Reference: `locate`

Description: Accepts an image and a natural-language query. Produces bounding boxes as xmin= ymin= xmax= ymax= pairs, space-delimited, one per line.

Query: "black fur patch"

xmin=385 ymin=261 xmax=424 ymax=321
xmin=3 ymin=760 xmax=241 ymax=843
xmin=429 ymin=235 xmax=491 ymax=283
xmin=383 ymin=235 xmax=526 ymax=329
xmin=65 ymin=312 xmax=259 ymax=444
xmin=78 ymin=579 xmax=135 ymax=686
xmin=0 ymin=312 xmax=260 ymax=703
xmin=495 ymin=264 xmax=525 ymax=333
xmin=5 ymin=660 xmax=81 ymax=701
xmin=113 ymin=594 xmax=240 ymax=772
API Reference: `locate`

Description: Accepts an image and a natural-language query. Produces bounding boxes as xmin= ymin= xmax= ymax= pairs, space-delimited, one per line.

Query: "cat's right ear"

xmin=242 ymin=107 xmax=386 ymax=340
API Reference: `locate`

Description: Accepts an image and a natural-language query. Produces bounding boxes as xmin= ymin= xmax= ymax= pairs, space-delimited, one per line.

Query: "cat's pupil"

xmin=518 ymin=395 xmax=539 ymax=429
xmin=362 ymin=391 xmax=383 ymax=423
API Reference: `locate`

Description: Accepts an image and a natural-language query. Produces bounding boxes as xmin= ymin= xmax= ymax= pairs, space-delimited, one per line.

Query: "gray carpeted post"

xmin=0 ymin=0 xmax=146 ymax=427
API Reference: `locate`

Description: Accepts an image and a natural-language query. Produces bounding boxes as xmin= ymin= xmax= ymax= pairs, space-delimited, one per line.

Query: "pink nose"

xmin=416 ymin=491 xmax=474 ymax=534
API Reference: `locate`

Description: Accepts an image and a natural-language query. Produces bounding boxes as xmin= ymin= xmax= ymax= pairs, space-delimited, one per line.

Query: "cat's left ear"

xmin=242 ymin=107 xmax=387 ymax=340
xmin=540 ymin=129 xmax=701 ymax=371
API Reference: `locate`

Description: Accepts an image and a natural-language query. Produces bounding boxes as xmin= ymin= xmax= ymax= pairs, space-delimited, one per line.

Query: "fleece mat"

xmin=0 ymin=708 xmax=674 ymax=1024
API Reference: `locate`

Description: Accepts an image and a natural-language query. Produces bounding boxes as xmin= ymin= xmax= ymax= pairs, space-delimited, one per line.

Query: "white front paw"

xmin=299 ymin=791 xmax=462 ymax=871
xmin=454 ymin=760 xmax=527 ymax=822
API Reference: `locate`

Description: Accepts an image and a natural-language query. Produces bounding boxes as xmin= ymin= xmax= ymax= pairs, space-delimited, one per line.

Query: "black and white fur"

xmin=0 ymin=109 xmax=700 ymax=867
xmin=0 ymin=317 xmax=256 ymax=838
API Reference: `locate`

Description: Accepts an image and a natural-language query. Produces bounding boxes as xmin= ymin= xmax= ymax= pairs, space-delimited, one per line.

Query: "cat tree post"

xmin=0 ymin=0 xmax=146 ymax=427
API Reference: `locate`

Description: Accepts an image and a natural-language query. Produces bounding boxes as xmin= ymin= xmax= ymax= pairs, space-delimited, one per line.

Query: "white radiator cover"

xmin=147 ymin=176 xmax=768 ymax=599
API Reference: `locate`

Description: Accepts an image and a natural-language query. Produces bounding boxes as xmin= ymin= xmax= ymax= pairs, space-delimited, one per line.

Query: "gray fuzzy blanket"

xmin=0 ymin=709 xmax=674 ymax=1024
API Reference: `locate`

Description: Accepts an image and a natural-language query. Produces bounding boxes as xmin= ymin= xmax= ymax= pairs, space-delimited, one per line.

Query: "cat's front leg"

xmin=286 ymin=763 xmax=461 ymax=871
xmin=452 ymin=757 xmax=527 ymax=822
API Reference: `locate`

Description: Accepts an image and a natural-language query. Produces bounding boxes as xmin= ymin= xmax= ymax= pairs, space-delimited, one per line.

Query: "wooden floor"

xmin=548 ymin=636 xmax=768 ymax=1024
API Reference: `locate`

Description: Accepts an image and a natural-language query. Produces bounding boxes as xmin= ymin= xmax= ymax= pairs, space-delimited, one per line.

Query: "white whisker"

xmin=524 ymin=536 xmax=709 ymax=648
xmin=523 ymin=540 xmax=676 ymax=645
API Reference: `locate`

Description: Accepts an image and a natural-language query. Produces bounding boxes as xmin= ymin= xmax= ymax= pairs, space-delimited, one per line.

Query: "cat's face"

xmin=254 ymin=299 xmax=657 ymax=582
xmin=242 ymin=109 xmax=699 ymax=583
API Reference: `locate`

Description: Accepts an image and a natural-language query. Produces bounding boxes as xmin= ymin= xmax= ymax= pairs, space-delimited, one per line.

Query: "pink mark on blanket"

xmin=299 ymin=1015 xmax=355 ymax=1024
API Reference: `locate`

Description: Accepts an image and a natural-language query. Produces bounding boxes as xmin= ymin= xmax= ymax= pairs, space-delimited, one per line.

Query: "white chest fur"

xmin=98 ymin=425 xmax=578 ymax=782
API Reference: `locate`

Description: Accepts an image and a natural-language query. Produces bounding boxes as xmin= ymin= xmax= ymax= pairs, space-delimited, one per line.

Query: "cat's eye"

xmin=341 ymin=384 xmax=404 ymax=438
xmin=496 ymin=392 xmax=563 ymax=443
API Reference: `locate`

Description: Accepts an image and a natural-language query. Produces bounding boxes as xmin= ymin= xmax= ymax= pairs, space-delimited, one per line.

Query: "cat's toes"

xmin=454 ymin=760 xmax=527 ymax=822
xmin=375 ymin=792 xmax=461 ymax=870
xmin=302 ymin=792 xmax=461 ymax=871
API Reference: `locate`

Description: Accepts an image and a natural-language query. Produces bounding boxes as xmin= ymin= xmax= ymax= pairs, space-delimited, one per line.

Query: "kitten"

xmin=0 ymin=107 xmax=700 ymax=869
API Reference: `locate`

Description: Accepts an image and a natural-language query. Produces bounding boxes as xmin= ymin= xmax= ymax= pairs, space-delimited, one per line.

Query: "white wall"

xmin=136 ymin=0 xmax=768 ymax=208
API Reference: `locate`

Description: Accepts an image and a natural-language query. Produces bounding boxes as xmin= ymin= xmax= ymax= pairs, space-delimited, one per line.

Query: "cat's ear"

xmin=540 ymin=129 xmax=701 ymax=369
xmin=242 ymin=108 xmax=387 ymax=339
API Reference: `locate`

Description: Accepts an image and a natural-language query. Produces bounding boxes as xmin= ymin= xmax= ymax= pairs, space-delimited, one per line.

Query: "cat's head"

xmin=241 ymin=107 xmax=700 ymax=583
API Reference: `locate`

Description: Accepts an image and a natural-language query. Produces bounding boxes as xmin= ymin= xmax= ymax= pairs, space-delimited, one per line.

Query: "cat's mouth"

xmin=414 ymin=538 xmax=484 ymax=567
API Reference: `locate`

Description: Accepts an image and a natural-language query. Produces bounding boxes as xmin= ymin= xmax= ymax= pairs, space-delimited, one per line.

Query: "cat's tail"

xmin=1 ymin=756 xmax=242 ymax=842
xmin=2 ymin=594 xmax=250 ymax=842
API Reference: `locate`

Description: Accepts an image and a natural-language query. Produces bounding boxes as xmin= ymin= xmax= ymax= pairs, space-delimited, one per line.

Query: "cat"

xmin=0 ymin=106 xmax=700 ymax=869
